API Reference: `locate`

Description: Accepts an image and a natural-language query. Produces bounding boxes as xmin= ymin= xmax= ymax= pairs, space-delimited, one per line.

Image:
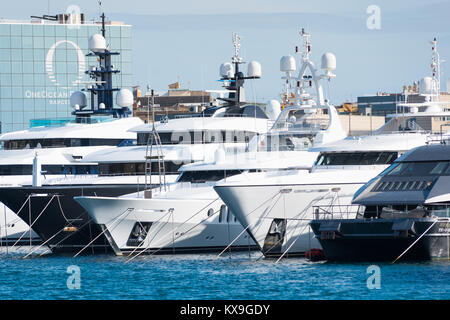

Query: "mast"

xmin=99 ymin=0 xmax=106 ymax=37
xmin=71 ymin=10 xmax=131 ymax=121
xmin=430 ymin=37 xmax=441 ymax=102
xmin=217 ymin=33 xmax=261 ymax=109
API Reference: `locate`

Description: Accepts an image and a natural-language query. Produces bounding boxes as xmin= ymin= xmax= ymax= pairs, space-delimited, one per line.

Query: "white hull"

xmin=0 ymin=203 xmax=40 ymax=243
xmin=75 ymin=189 xmax=255 ymax=255
xmin=215 ymin=168 xmax=385 ymax=257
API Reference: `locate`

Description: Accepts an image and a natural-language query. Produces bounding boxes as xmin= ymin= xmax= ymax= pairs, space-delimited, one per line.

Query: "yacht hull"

xmin=0 ymin=203 xmax=41 ymax=246
xmin=75 ymin=195 xmax=257 ymax=255
xmin=310 ymin=218 xmax=450 ymax=261
xmin=0 ymin=185 xmax=144 ymax=254
xmin=214 ymin=182 xmax=367 ymax=258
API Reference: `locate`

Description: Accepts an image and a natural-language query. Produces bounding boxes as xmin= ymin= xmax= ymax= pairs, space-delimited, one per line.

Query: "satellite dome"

xmin=419 ymin=77 xmax=434 ymax=95
xmin=321 ymin=52 xmax=336 ymax=71
xmin=99 ymin=103 xmax=106 ymax=110
xmin=247 ymin=61 xmax=262 ymax=78
xmin=220 ymin=62 xmax=234 ymax=78
xmin=266 ymin=99 xmax=281 ymax=121
xmin=280 ymin=55 xmax=296 ymax=73
xmin=70 ymin=91 xmax=87 ymax=109
xmin=88 ymin=34 xmax=106 ymax=52
xmin=116 ymin=89 xmax=134 ymax=107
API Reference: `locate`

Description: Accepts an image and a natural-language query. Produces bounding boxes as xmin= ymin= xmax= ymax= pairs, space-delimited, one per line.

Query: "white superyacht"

xmin=74 ymin=30 xmax=349 ymax=255
xmin=214 ymin=39 xmax=450 ymax=258
xmin=0 ymin=33 xmax=275 ymax=254
xmin=0 ymin=27 xmax=143 ymax=246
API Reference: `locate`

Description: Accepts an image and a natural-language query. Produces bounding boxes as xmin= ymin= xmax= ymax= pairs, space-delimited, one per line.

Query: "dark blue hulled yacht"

xmin=310 ymin=143 xmax=450 ymax=262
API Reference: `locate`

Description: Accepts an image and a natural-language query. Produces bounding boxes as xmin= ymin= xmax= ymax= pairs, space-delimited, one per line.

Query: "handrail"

xmin=312 ymin=204 xmax=364 ymax=220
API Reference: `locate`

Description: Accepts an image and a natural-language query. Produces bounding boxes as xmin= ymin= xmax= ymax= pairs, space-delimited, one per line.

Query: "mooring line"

xmin=22 ymin=210 xmax=89 ymax=258
xmin=392 ymin=220 xmax=438 ymax=264
xmin=275 ymin=222 xmax=310 ymax=263
xmin=211 ymin=225 xmax=250 ymax=263
xmin=125 ymin=208 xmax=174 ymax=258
xmin=210 ymin=191 xmax=282 ymax=262
xmin=255 ymin=192 xmax=333 ymax=262
xmin=72 ymin=208 xmax=134 ymax=258
xmin=125 ymin=198 xmax=221 ymax=263
xmin=11 ymin=195 xmax=56 ymax=250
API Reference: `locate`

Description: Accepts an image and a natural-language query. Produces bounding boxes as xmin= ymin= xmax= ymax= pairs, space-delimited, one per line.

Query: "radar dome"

xmin=266 ymin=99 xmax=281 ymax=121
xmin=88 ymin=34 xmax=106 ymax=52
xmin=220 ymin=62 xmax=234 ymax=78
xmin=116 ymin=89 xmax=134 ymax=107
xmin=70 ymin=91 xmax=87 ymax=109
xmin=247 ymin=61 xmax=262 ymax=78
xmin=419 ymin=77 xmax=434 ymax=95
xmin=321 ymin=52 xmax=336 ymax=74
xmin=280 ymin=55 xmax=296 ymax=73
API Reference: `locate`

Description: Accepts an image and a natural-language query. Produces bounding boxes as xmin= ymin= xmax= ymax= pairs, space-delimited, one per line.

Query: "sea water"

xmin=0 ymin=247 xmax=448 ymax=300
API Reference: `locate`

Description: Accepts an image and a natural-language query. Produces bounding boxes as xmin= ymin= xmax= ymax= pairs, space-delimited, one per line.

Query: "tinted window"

xmin=98 ymin=161 xmax=182 ymax=176
xmin=42 ymin=165 xmax=98 ymax=175
xmin=4 ymin=138 xmax=126 ymax=150
xmin=0 ymin=164 xmax=98 ymax=175
xmin=0 ymin=165 xmax=32 ymax=175
xmin=137 ymin=131 xmax=257 ymax=146
xmin=387 ymin=161 xmax=450 ymax=176
xmin=315 ymin=152 xmax=398 ymax=166
xmin=177 ymin=170 xmax=243 ymax=183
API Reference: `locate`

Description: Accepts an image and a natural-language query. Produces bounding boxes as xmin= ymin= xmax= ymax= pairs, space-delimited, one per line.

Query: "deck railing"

xmin=312 ymin=204 xmax=364 ymax=220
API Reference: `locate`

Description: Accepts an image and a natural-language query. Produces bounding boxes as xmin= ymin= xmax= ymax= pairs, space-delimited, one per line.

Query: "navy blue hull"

xmin=0 ymin=185 xmax=144 ymax=254
xmin=310 ymin=218 xmax=450 ymax=261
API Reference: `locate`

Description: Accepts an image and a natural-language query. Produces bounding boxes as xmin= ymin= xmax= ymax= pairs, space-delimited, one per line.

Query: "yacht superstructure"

xmin=0 ymin=13 xmax=146 ymax=250
xmin=73 ymin=30 xmax=349 ymax=256
xmin=0 ymin=32 xmax=273 ymax=254
xmin=214 ymin=38 xmax=450 ymax=259
xmin=310 ymin=143 xmax=450 ymax=261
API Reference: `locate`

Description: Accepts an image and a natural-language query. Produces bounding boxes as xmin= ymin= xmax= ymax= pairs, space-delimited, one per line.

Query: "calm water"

xmin=0 ymin=247 xmax=448 ymax=300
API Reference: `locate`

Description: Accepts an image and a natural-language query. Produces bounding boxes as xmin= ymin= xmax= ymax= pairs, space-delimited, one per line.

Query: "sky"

xmin=3 ymin=0 xmax=450 ymax=104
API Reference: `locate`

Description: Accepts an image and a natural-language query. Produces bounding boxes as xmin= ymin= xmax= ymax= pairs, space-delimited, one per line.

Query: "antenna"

xmin=219 ymin=32 xmax=262 ymax=109
xmin=300 ymin=28 xmax=311 ymax=61
xmin=430 ymin=37 xmax=441 ymax=100
xmin=98 ymin=1 xmax=106 ymax=37
xmin=232 ymin=32 xmax=243 ymax=64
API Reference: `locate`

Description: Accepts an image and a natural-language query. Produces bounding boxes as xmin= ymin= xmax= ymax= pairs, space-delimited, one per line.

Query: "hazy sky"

xmin=3 ymin=0 xmax=450 ymax=103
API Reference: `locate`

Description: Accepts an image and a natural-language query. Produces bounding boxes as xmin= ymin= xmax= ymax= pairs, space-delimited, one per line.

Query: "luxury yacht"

xmin=0 ymin=16 xmax=146 ymax=247
xmin=0 ymin=117 xmax=141 ymax=244
xmin=310 ymin=143 xmax=450 ymax=261
xmin=73 ymin=30 xmax=349 ymax=255
xmin=0 ymin=33 xmax=274 ymax=254
xmin=214 ymin=39 xmax=450 ymax=259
